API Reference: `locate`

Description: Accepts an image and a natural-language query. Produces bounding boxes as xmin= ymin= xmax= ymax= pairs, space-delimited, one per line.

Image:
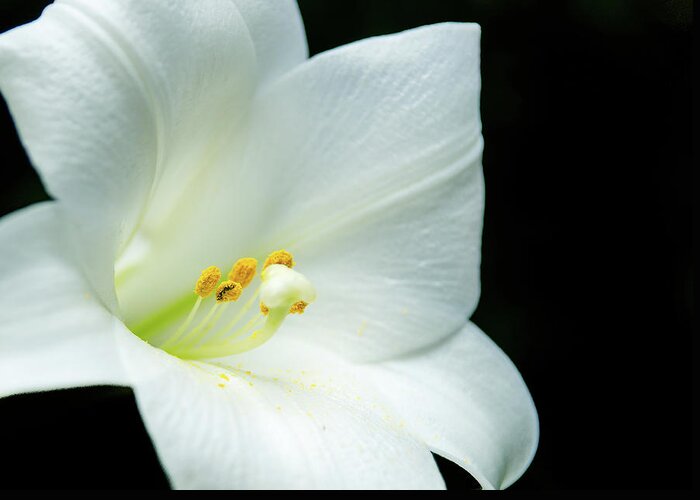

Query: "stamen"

xmin=216 ymin=280 xmax=243 ymax=302
xmin=168 ymin=280 xmax=245 ymax=352
xmin=165 ymin=302 xmax=220 ymax=350
xmin=263 ymin=249 xmax=294 ymax=270
xmin=194 ymin=266 xmax=221 ymax=298
xmin=228 ymin=258 xmax=257 ymax=289
xmin=167 ymin=296 xmax=203 ymax=345
xmin=159 ymin=266 xmax=220 ymax=347
xmin=184 ymin=308 xmax=286 ymax=358
xmin=158 ymin=255 xmax=314 ymax=359
xmin=168 ymin=283 xmax=255 ymax=354
xmin=180 ymin=264 xmax=316 ymax=358
xmin=219 ymin=284 xmax=261 ymax=329
xmin=222 ymin=312 xmax=265 ymax=342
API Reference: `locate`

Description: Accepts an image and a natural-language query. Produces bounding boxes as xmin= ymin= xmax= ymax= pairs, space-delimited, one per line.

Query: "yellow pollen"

xmin=289 ymin=301 xmax=308 ymax=315
xmin=194 ymin=266 xmax=221 ymax=298
xmin=228 ymin=257 xmax=257 ymax=289
xmin=260 ymin=302 xmax=269 ymax=315
xmin=216 ymin=280 xmax=242 ymax=302
xmin=263 ymin=249 xmax=294 ymax=270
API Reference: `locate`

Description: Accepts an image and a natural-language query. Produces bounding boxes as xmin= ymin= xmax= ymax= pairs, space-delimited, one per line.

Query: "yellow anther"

xmin=263 ymin=249 xmax=294 ymax=270
xmin=216 ymin=280 xmax=242 ymax=303
xmin=260 ymin=302 xmax=269 ymax=316
xmin=289 ymin=301 xmax=309 ymax=315
xmin=194 ymin=266 xmax=221 ymax=298
xmin=228 ymin=257 xmax=258 ymax=289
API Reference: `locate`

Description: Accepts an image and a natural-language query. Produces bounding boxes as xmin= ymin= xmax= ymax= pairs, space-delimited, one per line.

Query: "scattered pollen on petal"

xmin=358 ymin=320 xmax=368 ymax=337
xmin=219 ymin=373 xmax=230 ymax=381
xmin=260 ymin=302 xmax=269 ymax=315
xmin=228 ymin=258 xmax=257 ymax=288
xmin=216 ymin=280 xmax=242 ymax=302
xmin=263 ymin=249 xmax=294 ymax=270
xmin=217 ymin=383 xmax=225 ymax=388
xmin=195 ymin=266 xmax=221 ymax=298
xmin=289 ymin=300 xmax=308 ymax=315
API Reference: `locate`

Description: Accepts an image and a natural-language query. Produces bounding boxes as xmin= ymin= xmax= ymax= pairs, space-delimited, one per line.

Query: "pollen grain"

xmin=289 ymin=300 xmax=309 ymax=315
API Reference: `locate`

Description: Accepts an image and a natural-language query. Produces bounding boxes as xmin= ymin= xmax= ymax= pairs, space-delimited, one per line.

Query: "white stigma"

xmin=260 ymin=264 xmax=317 ymax=311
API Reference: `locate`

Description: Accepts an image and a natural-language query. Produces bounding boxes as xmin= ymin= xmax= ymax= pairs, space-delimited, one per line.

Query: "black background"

xmin=0 ymin=0 xmax=692 ymax=490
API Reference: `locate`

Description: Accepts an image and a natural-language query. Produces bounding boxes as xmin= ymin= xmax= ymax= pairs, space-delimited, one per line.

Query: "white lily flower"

xmin=0 ymin=0 xmax=538 ymax=490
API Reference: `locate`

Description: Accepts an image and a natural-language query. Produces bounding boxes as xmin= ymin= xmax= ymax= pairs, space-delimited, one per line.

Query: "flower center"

xmin=124 ymin=250 xmax=316 ymax=360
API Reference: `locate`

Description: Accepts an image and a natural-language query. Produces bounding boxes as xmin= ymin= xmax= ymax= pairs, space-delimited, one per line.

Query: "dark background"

xmin=0 ymin=0 xmax=692 ymax=490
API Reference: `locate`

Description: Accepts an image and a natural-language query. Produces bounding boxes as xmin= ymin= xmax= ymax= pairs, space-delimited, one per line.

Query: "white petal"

xmin=246 ymin=23 xmax=484 ymax=361
xmin=0 ymin=0 xmax=308 ymax=307
xmin=228 ymin=321 xmax=538 ymax=489
xmin=117 ymin=331 xmax=445 ymax=490
xmin=0 ymin=203 xmax=127 ymax=398
xmin=228 ymin=0 xmax=308 ymax=83
xmin=110 ymin=23 xmax=482 ymax=351
xmin=359 ymin=322 xmax=539 ymax=489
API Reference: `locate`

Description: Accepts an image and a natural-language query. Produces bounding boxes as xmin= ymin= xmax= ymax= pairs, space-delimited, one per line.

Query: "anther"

xmin=263 ymin=249 xmax=294 ymax=270
xmin=216 ymin=280 xmax=243 ymax=302
xmin=228 ymin=257 xmax=257 ymax=289
xmin=289 ymin=301 xmax=308 ymax=315
xmin=195 ymin=266 xmax=221 ymax=298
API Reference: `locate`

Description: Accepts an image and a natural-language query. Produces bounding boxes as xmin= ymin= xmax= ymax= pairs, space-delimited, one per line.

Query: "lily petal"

xmin=250 ymin=23 xmax=484 ymax=361
xmin=359 ymin=321 xmax=539 ymax=490
xmin=116 ymin=330 xmax=446 ymax=490
xmin=0 ymin=0 xmax=308 ymax=308
xmin=109 ymin=23 xmax=483 ymax=343
xmin=0 ymin=203 xmax=127 ymax=398
xmin=226 ymin=320 xmax=537 ymax=490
